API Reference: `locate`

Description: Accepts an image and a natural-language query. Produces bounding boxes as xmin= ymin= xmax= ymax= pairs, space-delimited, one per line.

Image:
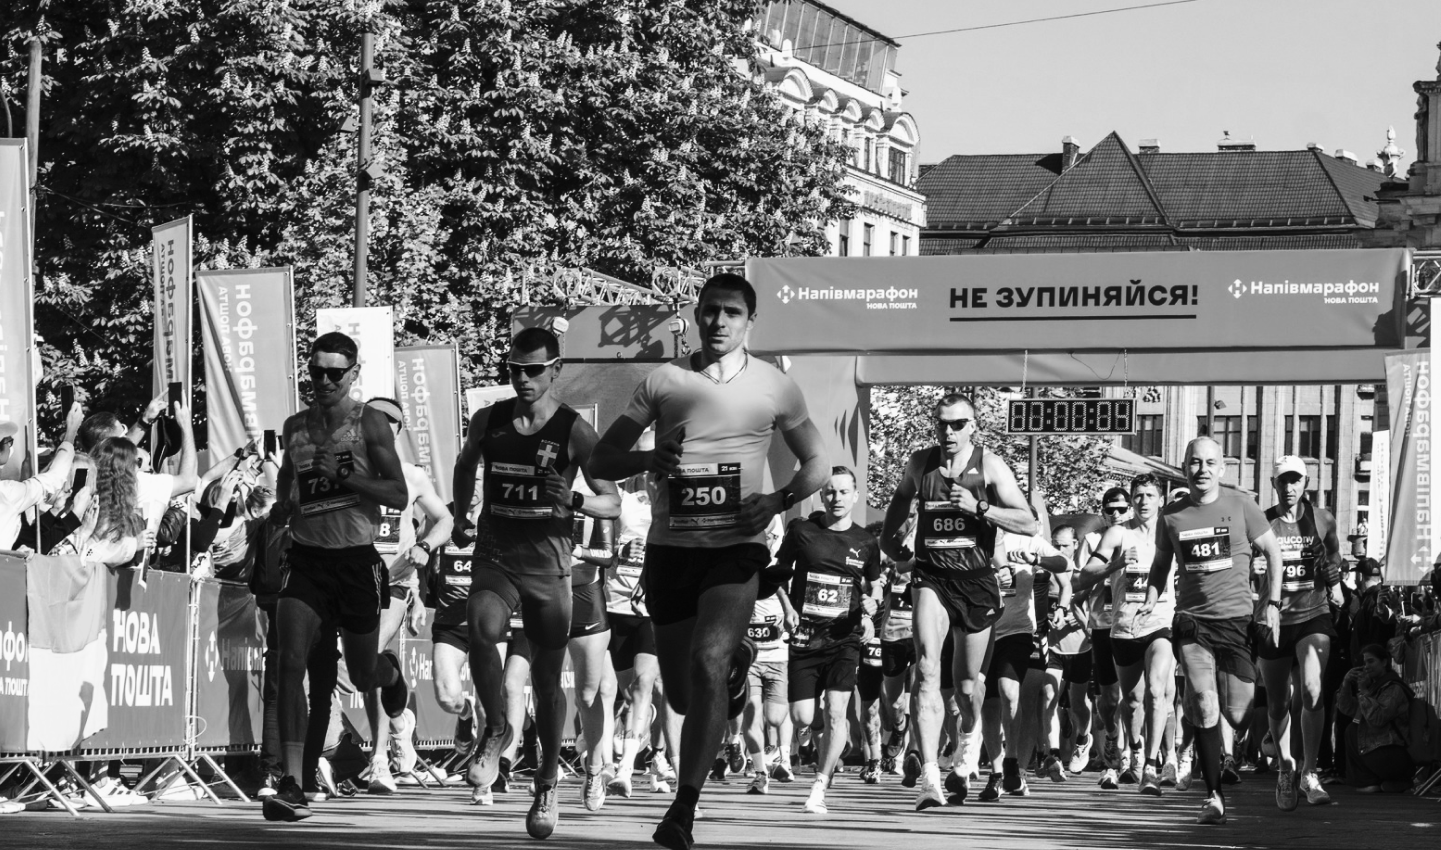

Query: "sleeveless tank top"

xmin=1266 ymin=502 xmax=1329 ymax=625
xmin=749 ymin=595 xmax=787 ymax=663
xmin=1109 ymin=522 xmax=1173 ymax=640
xmin=479 ymin=399 xmax=580 ymax=576
xmin=914 ymin=446 xmax=996 ymax=575
xmin=288 ymin=403 xmax=380 ymax=549
xmin=379 ymin=464 xmax=424 ymax=586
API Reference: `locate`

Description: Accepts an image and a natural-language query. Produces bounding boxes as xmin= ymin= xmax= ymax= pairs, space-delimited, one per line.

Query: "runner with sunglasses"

xmin=1079 ymin=487 xmax=1130 ymax=788
xmin=880 ymin=393 xmax=1038 ymax=810
xmin=450 ymin=326 xmax=622 ymax=839
xmin=590 ymin=273 xmax=829 ymax=850
xmin=262 ymin=332 xmax=413 ymax=823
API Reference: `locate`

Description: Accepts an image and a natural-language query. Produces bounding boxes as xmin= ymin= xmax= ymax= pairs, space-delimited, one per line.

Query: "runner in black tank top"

xmin=450 ymin=327 xmax=621 ymax=839
xmin=880 ymin=392 xmax=1037 ymax=811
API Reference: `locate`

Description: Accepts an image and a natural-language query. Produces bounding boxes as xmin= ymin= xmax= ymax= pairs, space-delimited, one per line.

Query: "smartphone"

xmin=167 ymin=382 xmax=183 ymax=416
xmin=60 ymin=385 xmax=75 ymax=414
xmin=222 ymin=497 xmax=239 ymax=527
xmin=72 ymin=468 xmax=88 ymax=492
xmin=263 ymin=429 xmax=278 ymax=457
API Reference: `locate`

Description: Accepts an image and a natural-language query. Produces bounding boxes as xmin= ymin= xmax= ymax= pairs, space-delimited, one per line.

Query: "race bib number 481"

xmin=1178 ymin=527 xmax=1232 ymax=573
xmin=669 ymin=463 xmax=741 ymax=529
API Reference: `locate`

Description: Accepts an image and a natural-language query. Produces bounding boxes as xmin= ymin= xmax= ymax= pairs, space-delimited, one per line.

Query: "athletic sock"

xmin=1075 ymin=733 xmax=1089 ymax=746
xmin=1195 ymin=723 xmax=1224 ymax=798
xmin=1049 ymin=748 xmax=1061 ymax=759
xmin=668 ymin=784 xmax=700 ymax=830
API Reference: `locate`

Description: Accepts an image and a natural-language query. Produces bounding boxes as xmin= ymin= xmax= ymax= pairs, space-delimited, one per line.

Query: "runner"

xmin=1043 ymin=523 xmax=1092 ymax=779
xmin=1076 ymin=474 xmax=1176 ymax=797
xmin=450 ymin=326 xmax=621 ymax=839
xmin=567 ymin=482 xmax=620 ymax=811
xmin=1140 ymin=437 xmax=1284 ymax=825
xmin=879 ymin=393 xmax=1038 ymax=810
xmin=362 ymin=397 xmax=453 ymax=794
xmin=1079 ymin=487 xmax=1130 ymax=788
xmin=743 ymin=591 xmax=790 ymax=793
xmin=879 ymin=556 xmax=916 ymax=777
xmin=1259 ymin=455 xmax=1342 ymax=808
xmin=589 ymin=273 xmax=828 ymax=850
xmin=773 ymin=467 xmax=882 ymax=815
xmin=262 ymin=332 xmax=412 ymax=823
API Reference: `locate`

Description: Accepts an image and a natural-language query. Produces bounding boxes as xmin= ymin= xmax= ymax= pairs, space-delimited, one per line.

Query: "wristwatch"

xmin=975 ymin=499 xmax=990 ymax=518
xmin=571 ymin=491 xmax=585 ymax=511
xmin=336 ymin=465 xmax=352 ymax=481
xmin=1266 ymin=598 xmax=1282 ymax=610
xmin=780 ymin=489 xmax=798 ymax=511
xmin=415 ymin=540 xmax=433 ymax=556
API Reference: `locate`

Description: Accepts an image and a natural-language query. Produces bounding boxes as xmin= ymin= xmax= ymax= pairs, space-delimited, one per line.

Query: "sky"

xmin=820 ymin=0 xmax=1441 ymax=166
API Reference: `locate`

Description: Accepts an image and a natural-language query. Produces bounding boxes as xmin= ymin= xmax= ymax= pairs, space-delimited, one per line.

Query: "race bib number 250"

xmin=669 ymin=463 xmax=741 ymax=529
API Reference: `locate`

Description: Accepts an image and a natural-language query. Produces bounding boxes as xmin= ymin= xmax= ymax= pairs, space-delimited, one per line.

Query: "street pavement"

xmin=4 ymin=766 xmax=1437 ymax=850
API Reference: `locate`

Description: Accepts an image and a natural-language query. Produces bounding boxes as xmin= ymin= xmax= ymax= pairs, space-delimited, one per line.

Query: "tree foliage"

xmin=2 ymin=0 xmax=855 ymax=433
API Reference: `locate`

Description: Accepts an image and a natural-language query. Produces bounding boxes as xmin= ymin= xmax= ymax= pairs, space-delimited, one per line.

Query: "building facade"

xmin=757 ymin=1 xmax=926 ymax=257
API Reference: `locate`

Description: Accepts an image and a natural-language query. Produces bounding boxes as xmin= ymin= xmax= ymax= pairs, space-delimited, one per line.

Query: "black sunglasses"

xmin=934 ymin=417 xmax=971 ymax=432
xmin=1103 ymin=505 xmax=1129 ymax=515
xmin=308 ymin=363 xmax=354 ymax=384
xmin=508 ymin=358 xmax=559 ymax=379
xmin=0 ymin=437 xmax=13 ymax=450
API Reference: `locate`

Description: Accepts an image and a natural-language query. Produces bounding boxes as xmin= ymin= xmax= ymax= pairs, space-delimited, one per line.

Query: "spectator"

xmin=1335 ymin=643 xmax=1414 ymax=793
xmin=1348 ymin=558 xmax=1396 ymax=664
xmin=52 ymin=436 xmax=147 ymax=567
xmin=1 ymin=402 xmax=84 ymax=550
xmin=78 ymin=402 xmax=197 ymax=560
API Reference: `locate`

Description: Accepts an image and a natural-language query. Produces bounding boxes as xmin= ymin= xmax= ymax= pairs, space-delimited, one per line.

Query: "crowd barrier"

xmin=1403 ymin=631 xmax=1441 ymax=794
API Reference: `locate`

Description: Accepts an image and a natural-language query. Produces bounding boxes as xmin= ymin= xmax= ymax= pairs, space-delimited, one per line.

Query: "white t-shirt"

xmin=0 ymin=445 xmax=74 ymax=549
xmin=993 ymin=530 xmax=1061 ymax=640
xmin=137 ymin=471 xmax=176 ymax=537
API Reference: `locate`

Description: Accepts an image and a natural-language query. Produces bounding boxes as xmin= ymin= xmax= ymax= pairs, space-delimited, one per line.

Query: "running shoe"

xmin=771 ymin=760 xmax=794 ymax=783
xmin=652 ymin=751 xmax=677 ymax=783
xmin=1103 ymin=736 xmax=1122 ymax=771
xmin=726 ymin=742 xmax=746 ymax=775
xmin=652 ymin=776 xmax=671 ymax=795
xmin=915 ymin=767 xmax=945 ymax=811
xmin=261 ymin=776 xmax=311 ymax=822
xmin=803 ymin=779 xmax=828 ymax=814
xmin=379 ymin=650 xmax=410 ymax=718
xmin=1119 ymin=751 xmax=1141 ymax=784
xmin=709 ymin=757 xmax=728 ymax=782
xmin=1160 ymin=759 xmax=1178 ymax=787
xmin=1008 ymin=775 xmax=1030 ymax=797
xmin=1098 ymin=768 xmax=1119 ymax=790
xmin=494 ymin=757 xmax=512 ymax=793
xmin=368 ymin=756 xmax=397 ymax=795
xmin=1197 ymin=792 xmax=1226 ymax=825
xmin=978 ymin=773 xmax=1003 ymax=802
xmin=726 ymin=637 xmax=757 ymax=719
xmin=881 ymin=756 xmax=898 ymax=775
xmin=901 ymin=750 xmax=922 ymax=788
xmin=1298 ymin=770 xmax=1332 ymax=806
xmin=1176 ymin=753 xmax=1194 ymax=792
xmin=1220 ymin=755 xmax=1241 ymax=786
xmin=453 ymin=696 xmax=477 ymax=755
xmin=471 ymin=785 xmax=494 ymax=806
xmin=317 ymin=757 xmax=338 ymax=797
xmin=884 ymin=726 xmax=906 ymax=760
xmin=1042 ymin=753 xmax=1066 ymax=783
xmin=607 ymin=770 xmax=634 ymax=799
xmin=391 ymin=708 xmax=419 ymax=775
xmin=583 ymin=768 xmax=607 ymax=812
xmin=748 ymin=770 xmax=770 ymax=795
xmin=944 ymin=768 xmax=969 ymax=803
xmin=0 ymin=798 xmax=23 ymax=815
xmin=256 ymin=773 xmax=279 ymax=799
xmin=527 ymin=781 xmax=559 ymax=839
xmin=860 ymin=759 xmax=880 ymax=785
xmin=1067 ymin=737 xmax=1093 ymax=775
xmin=1140 ymin=762 xmax=1162 ymax=797
xmin=653 ymin=812 xmax=694 ymax=850
xmin=1001 ymin=758 xmax=1023 ymax=793
xmin=1275 ymin=767 xmax=1298 ymax=812
xmin=466 ymin=721 xmax=513 ymax=790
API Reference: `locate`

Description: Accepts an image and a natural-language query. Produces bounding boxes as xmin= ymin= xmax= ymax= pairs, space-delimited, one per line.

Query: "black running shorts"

xmin=1090 ymin=629 xmax=1120 ymax=687
xmin=608 ymin=614 xmax=657 ymax=671
xmin=788 ymin=642 xmax=862 ymax=703
xmin=1254 ymin=611 xmax=1335 ymax=662
xmin=570 ymin=580 xmax=611 ymax=639
xmin=1173 ymin=612 xmax=1256 ymax=684
xmin=642 ymin=543 xmax=770 ymax=627
xmin=1050 ymin=650 xmax=1093 ymax=685
xmin=431 ymin=618 xmax=468 ymax=652
xmin=911 ymin=566 xmax=1002 ymax=635
xmin=281 ymin=543 xmax=388 ymax=634
xmin=469 ymin=564 xmax=571 ymax=652
xmin=1111 ymin=628 xmax=1173 ymax=669
xmin=881 ymin=640 xmax=916 ymax=678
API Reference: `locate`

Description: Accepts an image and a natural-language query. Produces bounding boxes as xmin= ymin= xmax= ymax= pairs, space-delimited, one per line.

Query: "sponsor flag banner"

xmin=745 ymin=250 xmax=1409 ymax=354
xmin=151 ymin=217 xmax=193 ymax=400
xmin=0 ymin=555 xmax=29 ymax=752
xmin=1369 ymin=429 xmax=1390 ymax=563
xmin=395 ymin=344 xmax=462 ymax=504
xmin=1384 ymin=351 xmax=1431 ymax=586
xmin=0 ymin=141 xmax=37 ymax=486
xmin=465 ymin=384 xmax=517 ymax=420
xmin=199 ymin=268 xmax=298 ymax=458
xmin=316 ymin=306 xmax=394 ymax=404
xmin=192 ymin=580 xmax=265 ymax=749
xmin=25 ymin=554 xmax=109 ymax=751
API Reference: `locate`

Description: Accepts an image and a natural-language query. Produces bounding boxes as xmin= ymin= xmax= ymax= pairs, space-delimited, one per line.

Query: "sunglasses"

xmin=508 ymin=358 xmax=559 ymax=379
xmin=0 ymin=437 xmax=12 ymax=450
xmin=308 ymin=363 xmax=355 ymax=384
xmin=934 ymin=417 xmax=971 ymax=432
xmin=1103 ymin=505 xmax=1129 ymax=516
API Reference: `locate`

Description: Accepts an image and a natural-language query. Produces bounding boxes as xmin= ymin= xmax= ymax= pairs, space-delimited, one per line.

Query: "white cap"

xmin=1273 ymin=455 xmax=1307 ymax=479
xmin=0 ymin=420 xmax=19 ymax=440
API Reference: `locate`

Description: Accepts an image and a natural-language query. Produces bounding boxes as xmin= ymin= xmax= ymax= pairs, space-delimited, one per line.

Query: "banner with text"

xmin=1369 ymin=429 xmax=1390 ymax=563
xmin=395 ymin=345 xmax=462 ymax=503
xmin=316 ymin=306 xmax=394 ymax=404
xmin=192 ymin=580 xmax=265 ymax=750
xmin=151 ymin=217 xmax=193 ymax=400
xmin=745 ymin=250 xmax=1409 ymax=354
xmin=0 ymin=141 xmax=36 ymax=485
xmin=1384 ymin=352 xmax=1431 ymax=586
xmin=0 ymin=555 xmax=27 ymax=752
xmin=199 ymin=268 xmax=298 ymax=458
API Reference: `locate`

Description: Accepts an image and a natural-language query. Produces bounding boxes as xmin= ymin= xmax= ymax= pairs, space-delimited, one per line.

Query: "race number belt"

xmin=296 ymin=452 xmax=358 ymax=517
xmin=668 ymin=463 xmax=741 ymax=530
xmin=1280 ymin=542 xmax=1316 ymax=593
xmin=374 ymin=505 xmax=404 ymax=554
xmin=863 ymin=638 xmax=883 ymax=668
xmin=801 ymin=572 xmax=854 ymax=620
xmin=489 ymin=462 xmax=551 ymax=519
xmin=1178 ymin=527 xmax=1231 ymax=573
xmin=438 ymin=546 xmax=473 ymax=589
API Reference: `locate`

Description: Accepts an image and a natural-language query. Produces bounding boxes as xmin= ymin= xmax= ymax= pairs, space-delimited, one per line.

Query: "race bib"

xmin=1178 ymin=527 xmax=1232 ymax=573
xmin=918 ymin=501 xmax=977 ymax=552
xmin=375 ymin=505 xmax=404 ymax=554
xmin=297 ymin=452 xmax=359 ymax=516
xmin=669 ymin=463 xmax=741 ymax=529
xmin=863 ymin=638 xmax=883 ymax=668
xmin=1280 ymin=541 xmax=1315 ymax=593
xmin=489 ymin=462 xmax=551 ymax=519
xmin=438 ymin=547 xmax=473 ymax=588
xmin=1123 ymin=573 xmax=1148 ymax=603
xmin=883 ymin=606 xmax=913 ymax=642
xmin=802 ymin=572 xmax=854 ymax=620
xmin=747 ymin=614 xmax=781 ymax=644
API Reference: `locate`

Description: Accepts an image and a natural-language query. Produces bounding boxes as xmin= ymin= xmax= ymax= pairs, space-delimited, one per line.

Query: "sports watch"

xmin=975 ymin=499 xmax=990 ymax=518
xmin=571 ymin=491 xmax=586 ymax=511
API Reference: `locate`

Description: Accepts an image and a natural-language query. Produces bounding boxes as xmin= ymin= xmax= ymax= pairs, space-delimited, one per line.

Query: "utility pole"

xmin=25 ymin=39 xmax=39 ymax=184
xmin=352 ymin=32 xmax=385 ymax=308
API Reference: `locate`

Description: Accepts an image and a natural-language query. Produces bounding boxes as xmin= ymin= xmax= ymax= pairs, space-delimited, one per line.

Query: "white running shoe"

xmin=607 ymin=770 xmax=634 ymax=799
xmin=915 ymin=764 xmax=945 ymax=811
xmin=583 ymin=769 xmax=608 ymax=812
xmin=1068 ymin=737 xmax=1093 ymax=775
xmin=1176 ymin=752 xmax=1194 ymax=792
xmin=471 ymin=785 xmax=494 ymax=806
xmin=803 ymin=778 xmax=828 ymax=814
xmin=368 ymin=757 xmax=398 ymax=795
xmin=1161 ymin=759 xmax=1178 ymax=787
xmin=390 ymin=709 xmax=419 ymax=775
xmin=652 ymin=751 xmax=677 ymax=783
xmin=1298 ymin=770 xmax=1333 ymax=806
xmin=748 ymin=770 xmax=770 ymax=795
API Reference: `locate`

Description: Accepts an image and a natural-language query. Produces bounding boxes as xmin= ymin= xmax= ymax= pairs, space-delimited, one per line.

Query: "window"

xmin=902 ymin=234 xmax=911 ymax=256
xmin=1357 ymin=488 xmax=1370 ymax=506
xmin=1325 ymin=415 xmax=1338 ymax=461
xmin=1246 ymin=416 xmax=1260 ymax=460
xmin=1359 ymin=431 xmax=1373 ymax=455
xmin=1197 ymin=415 xmax=1242 ymax=458
xmin=838 ymin=218 xmax=851 ymax=257
xmin=1123 ymin=414 xmax=1165 ymax=457
xmin=863 ymin=138 xmax=872 ymax=173
xmin=862 ymin=224 xmax=873 ymax=257
xmin=1285 ymin=415 xmax=1322 ymax=458
xmin=889 ymin=147 xmax=908 ymax=183
xmin=889 ymin=232 xmax=899 ymax=256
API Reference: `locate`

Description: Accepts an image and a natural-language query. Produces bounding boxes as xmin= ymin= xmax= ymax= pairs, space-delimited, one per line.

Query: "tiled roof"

xmin=917 ymin=153 xmax=1062 ymax=229
xmin=919 ymin=236 xmax=987 ymax=255
xmin=1136 ymin=150 xmax=1381 ymax=227
xmin=980 ymin=233 xmax=1179 ymax=252
xmin=1176 ymin=234 xmax=1369 ymax=250
xmin=1006 ymin=133 xmax=1170 ymax=227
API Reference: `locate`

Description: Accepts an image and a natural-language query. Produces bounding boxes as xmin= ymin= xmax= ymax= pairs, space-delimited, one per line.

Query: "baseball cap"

xmin=1354 ymin=557 xmax=1383 ymax=579
xmin=0 ymin=420 xmax=18 ymax=440
xmin=1273 ymin=455 xmax=1307 ymax=479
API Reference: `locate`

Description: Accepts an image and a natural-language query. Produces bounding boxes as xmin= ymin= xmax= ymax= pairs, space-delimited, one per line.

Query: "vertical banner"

xmin=192 ymin=580 xmax=266 ymax=750
xmin=0 ymin=555 xmax=28 ymax=752
xmin=394 ymin=344 xmax=462 ymax=503
xmin=1369 ymin=429 xmax=1390 ymax=563
xmin=198 ymin=268 xmax=299 ymax=458
xmin=0 ymin=140 xmax=37 ymax=485
xmin=315 ymin=306 xmax=394 ymax=404
xmin=151 ymin=217 xmax=193 ymax=400
xmin=1384 ymin=351 xmax=1430 ymax=586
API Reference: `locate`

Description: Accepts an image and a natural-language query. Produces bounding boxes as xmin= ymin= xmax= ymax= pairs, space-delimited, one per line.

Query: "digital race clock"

xmin=1005 ymin=398 xmax=1136 ymax=435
